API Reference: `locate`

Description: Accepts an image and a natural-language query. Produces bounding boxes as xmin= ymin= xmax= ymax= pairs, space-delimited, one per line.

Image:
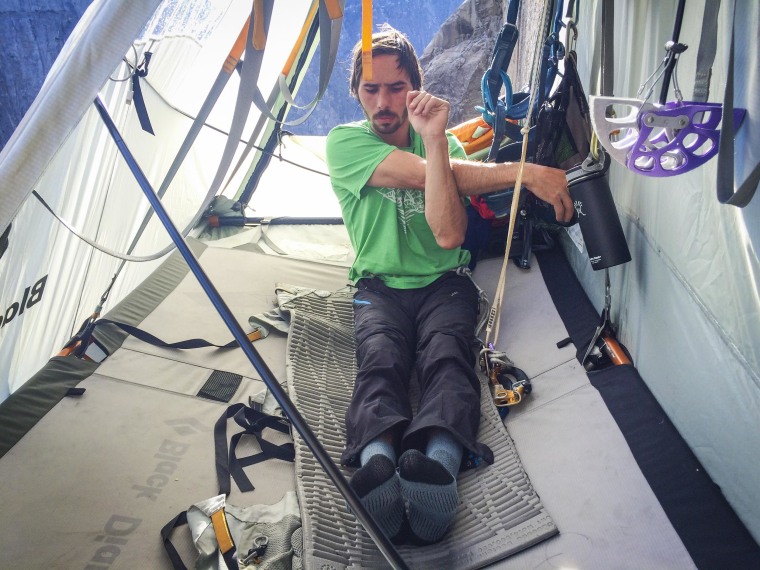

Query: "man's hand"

xmin=523 ymin=164 xmax=574 ymax=224
xmin=406 ymin=90 xmax=450 ymax=139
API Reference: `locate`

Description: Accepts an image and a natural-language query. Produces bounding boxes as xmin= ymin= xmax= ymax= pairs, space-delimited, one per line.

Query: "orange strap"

xmin=282 ymin=0 xmax=319 ymax=76
xmin=210 ymin=509 xmax=235 ymax=554
xmin=323 ymin=0 xmax=343 ymax=19
xmin=361 ymin=0 xmax=373 ymax=80
xmin=252 ymin=0 xmax=267 ymax=51
xmin=223 ymin=17 xmax=251 ymax=74
xmin=247 ymin=329 xmax=264 ymax=343
xmin=281 ymin=0 xmax=343 ymax=76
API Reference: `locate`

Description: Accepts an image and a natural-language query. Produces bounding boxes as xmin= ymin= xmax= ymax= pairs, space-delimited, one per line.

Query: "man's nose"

xmin=377 ymin=88 xmax=389 ymax=109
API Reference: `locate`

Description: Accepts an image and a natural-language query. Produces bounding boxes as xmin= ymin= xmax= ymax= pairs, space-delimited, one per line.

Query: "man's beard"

xmin=369 ymin=109 xmax=407 ymax=135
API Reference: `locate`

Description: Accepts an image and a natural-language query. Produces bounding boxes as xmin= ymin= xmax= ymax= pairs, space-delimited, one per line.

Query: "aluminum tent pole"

xmin=93 ymin=96 xmax=409 ymax=570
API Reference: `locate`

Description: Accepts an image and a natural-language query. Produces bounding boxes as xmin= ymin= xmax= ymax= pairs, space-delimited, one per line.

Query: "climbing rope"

xmin=484 ymin=0 xmax=552 ymax=351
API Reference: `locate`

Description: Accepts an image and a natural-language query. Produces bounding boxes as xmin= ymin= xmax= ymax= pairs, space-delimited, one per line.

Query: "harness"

xmin=161 ymin=401 xmax=296 ymax=570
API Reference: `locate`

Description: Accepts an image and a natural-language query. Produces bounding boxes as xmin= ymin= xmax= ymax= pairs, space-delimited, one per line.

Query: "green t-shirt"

xmin=326 ymin=121 xmax=470 ymax=289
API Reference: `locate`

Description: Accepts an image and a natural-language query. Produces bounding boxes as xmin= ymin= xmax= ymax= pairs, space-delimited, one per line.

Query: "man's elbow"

xmin=435 ymin=230 xmax=465 ymax=250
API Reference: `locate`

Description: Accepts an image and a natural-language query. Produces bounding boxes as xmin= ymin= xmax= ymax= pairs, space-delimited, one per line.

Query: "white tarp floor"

xmin=0 ymin=234 xmax=695 ymax=569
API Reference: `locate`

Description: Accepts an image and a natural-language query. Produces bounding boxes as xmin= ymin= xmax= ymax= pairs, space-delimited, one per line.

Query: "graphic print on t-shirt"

xmin=376 ymin=188 xmax=424 ymax=235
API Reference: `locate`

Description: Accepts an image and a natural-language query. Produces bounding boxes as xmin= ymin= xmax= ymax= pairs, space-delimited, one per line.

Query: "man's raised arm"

xmin=407 ymin=90 xmax=467 ymax=250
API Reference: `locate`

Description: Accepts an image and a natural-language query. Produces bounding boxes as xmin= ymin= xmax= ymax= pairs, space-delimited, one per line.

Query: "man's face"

xmin=356 ymin=54 xmax=413 ymax=144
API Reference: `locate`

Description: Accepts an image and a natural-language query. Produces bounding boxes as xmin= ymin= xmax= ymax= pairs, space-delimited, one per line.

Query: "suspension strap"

xmin=276 ymin=0 xmax=344 ymax=115
xmin=59 ymin=318 xmax=266 ymax=362
xmin=716 ymin=0 xmax=760 ymax=207
xmin=657 ymin=0 xmax=687 ymax=105
xmin=221 ymin=0 xmax=345 ymax=202
xmin=245 ymin=0 xmax=343 ymax=126
xmin=692 ymin=0 xmax=720 ymax=102
xmin=481 ymin=5 xmax=520 ymax=162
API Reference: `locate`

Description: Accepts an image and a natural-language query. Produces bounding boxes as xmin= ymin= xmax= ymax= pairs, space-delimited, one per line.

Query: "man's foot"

xmin=398 ymin=449 xmax=459 ymax=544
xmin=349 ymin=454 xmax=404 ymax=540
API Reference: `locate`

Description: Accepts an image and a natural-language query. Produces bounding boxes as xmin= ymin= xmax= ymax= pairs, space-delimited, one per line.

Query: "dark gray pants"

xmin=341 ymin=271 xmax=493 ymax=469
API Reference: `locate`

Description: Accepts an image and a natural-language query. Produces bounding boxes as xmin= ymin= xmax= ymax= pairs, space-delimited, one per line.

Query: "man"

xmin=325 ymin=26 xmax=572 ymax=544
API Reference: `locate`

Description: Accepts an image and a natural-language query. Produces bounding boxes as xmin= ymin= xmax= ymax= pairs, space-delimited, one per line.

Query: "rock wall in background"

xmin=0 ymin=1 xmax=92 ymax=150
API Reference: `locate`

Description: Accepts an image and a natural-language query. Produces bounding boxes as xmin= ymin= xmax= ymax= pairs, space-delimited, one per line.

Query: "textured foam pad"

xmin=282 ymin=288 xmax=558 ymax=569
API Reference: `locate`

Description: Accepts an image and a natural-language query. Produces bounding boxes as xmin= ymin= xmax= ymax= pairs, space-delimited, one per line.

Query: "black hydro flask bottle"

xmin=566 ymin=151 xmax=631 ymax=270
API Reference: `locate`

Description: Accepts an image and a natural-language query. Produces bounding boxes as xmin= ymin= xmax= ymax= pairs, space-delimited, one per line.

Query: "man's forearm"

xmin=451 ymin=159 xmax=531 ymax=196
xmin=451 ymin=158 xmax=574 ymax=223
xmin=424 ymin=136 xmax=467 ymax=249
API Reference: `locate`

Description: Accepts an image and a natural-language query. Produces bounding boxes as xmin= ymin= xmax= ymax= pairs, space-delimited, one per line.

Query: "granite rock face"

xmin=0 ymin=0 xmax=92 ymax=149
xmin=1 ymin=1 xmax=546 ymax=140
xmin=420 ymin=0 xmax=505 ymax=127
xmin=420 ymin=0 xmax=551 ymax=128
xmin=291 ymin=0 xmax=464 ymax=135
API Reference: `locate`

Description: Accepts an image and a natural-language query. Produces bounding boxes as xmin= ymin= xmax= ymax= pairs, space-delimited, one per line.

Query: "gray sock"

xmin=426 ymin=430 xmax=463 ymax=478
xmin=399 ymin=447 xmax=460 ymax=544
xmin=360 ymin=437 xmax=396 ymax=466
xmin=350 ymin=440 xmax=403 ymax=539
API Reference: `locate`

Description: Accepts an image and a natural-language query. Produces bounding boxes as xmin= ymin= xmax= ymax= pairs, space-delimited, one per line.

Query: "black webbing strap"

xmin=92 ymin=318 xmax=261 ymax=350
xmin=657 ymin=0 xmax=687 ymax=105
xmin=131 ymin=52 xmax=154 ymax=135
xmin=484 ymin=23 xmax=520 ymax=163
xmin=565 ymin=0 xmax=577 ymax=19
xmin=541 ymin=0 xmax=566 ymax=102
xmin=214 ymin=403 xmax=295 ymax=495
xmin=484 ymin=23 xmax=520 ymax=115
xmin=161 ymin=511 xmax=189 ymax=570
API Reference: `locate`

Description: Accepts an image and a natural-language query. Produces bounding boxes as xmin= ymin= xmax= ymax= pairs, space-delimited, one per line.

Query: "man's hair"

xmin=349 ymin=24 xmax=423 ymax=97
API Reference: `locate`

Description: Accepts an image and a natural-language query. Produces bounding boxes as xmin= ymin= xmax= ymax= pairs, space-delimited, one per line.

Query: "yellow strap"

xmin=361 ymin=0 xmax=373 ymax=81
xmin=252 ymin=0 xmax=267 ymax=51
xmin=282 ymin=0 xmax=319 ymax=76
xmin=210 ymin=509 xmax=235 ymax=554
xmin=223 ymin=17 xmax=251 ymax=74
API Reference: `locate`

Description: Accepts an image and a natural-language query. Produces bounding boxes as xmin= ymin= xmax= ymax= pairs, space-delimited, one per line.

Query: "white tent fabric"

xmin=568 ymin=0 xmax=760 ymax=542
xmin=0 ymin=0 xmax=758 ymax=549
xmin=0 ymin=0 xmax=318 ymax=392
